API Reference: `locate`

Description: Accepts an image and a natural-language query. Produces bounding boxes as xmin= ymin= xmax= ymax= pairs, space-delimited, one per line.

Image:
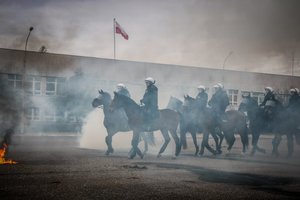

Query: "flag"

xmin=115 ymin=20 xmax=129 ymax=40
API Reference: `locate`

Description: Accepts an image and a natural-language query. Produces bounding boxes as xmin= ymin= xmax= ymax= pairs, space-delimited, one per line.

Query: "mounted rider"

xmin=116 ymin=83 xmax=131 ymax=98
xmin=259 ymin=87 xmax=283 ymax=125
xmin=114 ymin=83 xmax=131 ymax=124
xmin=140 ymin=77 xmax=159 ymax=129
xmin=195 ymin=85 xmax=208 ymax=111
xmin=287 ymin=88 xmax=300 ymax=113
xmin=259 ymin=87 xmax=276 ymax=107
xmin=208 ymin=83 xmax=229 ymax=124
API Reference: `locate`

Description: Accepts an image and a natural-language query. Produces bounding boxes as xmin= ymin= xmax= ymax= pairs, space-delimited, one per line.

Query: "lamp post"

xmin=222 ymin=51 xmax=233 ymax=83
xmin=21 ymin=26 xmax=34 ymax=134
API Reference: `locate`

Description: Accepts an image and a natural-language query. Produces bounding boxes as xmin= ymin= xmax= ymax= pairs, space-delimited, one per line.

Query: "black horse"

xmin=92 ymin=90 xmax=155 ymax=155
xmin=110 ymin=92 xmax=181 ymax=159
xmin=168 ymin=96 xmax=248 ymax=156
xmin=167 ymin=96 xmax=222 ymax=156
xmin=239 ymin=96 xmax=299 ymax=157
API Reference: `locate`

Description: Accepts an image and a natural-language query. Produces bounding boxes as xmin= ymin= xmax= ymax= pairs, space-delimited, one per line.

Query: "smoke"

xmin=1 ymin=0 xmax=300 ymax=74
xmin=79 ymin=98 xmax=174 ymax=155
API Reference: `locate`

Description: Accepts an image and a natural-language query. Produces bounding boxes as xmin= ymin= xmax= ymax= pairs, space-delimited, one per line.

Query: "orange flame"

xmin=0 ymin=143 xmax=17 ymax=164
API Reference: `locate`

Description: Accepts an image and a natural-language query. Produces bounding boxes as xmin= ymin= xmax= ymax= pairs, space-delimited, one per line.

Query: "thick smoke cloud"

xmin=0 ymin=0 xmax=300 ymax=75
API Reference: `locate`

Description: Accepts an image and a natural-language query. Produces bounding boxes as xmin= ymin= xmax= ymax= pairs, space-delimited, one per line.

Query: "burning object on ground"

xmin=0 ymin=129 xmax=17 ymax=165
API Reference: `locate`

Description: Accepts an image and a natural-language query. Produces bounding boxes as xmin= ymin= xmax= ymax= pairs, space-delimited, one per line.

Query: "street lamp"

xmin=223 ymin=51 xmax=233 ymax=70
xmin=222 ymin=51 xmax=233 ymax=83
xmin=21 ymin=26 xmax=34 ymax=134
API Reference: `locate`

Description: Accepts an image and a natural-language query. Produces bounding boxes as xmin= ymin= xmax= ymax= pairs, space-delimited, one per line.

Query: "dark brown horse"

xmin=110 ymin=92 xmax=181 ymax=159
xmin=182 ymin=95 xmax=248 ymax=156
xmin=92 ymin=90 xmax=155 ymax=155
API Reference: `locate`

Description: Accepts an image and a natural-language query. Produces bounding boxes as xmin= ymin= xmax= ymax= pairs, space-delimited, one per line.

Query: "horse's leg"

xmin=251 ymin=129 xmax=265 ymax=155
xmin=202 ymin=130 xmax=217 ymax=156
xmin=105 ymin=131 xmax=116 ymax=155
xmin=130 ymin=131 xmax=143 ymax=159
xmin=286 ymin=133 xmax=294 ymax=158
xmin=140 ymin=132 xmax=149 ymax=155
xmin=180 ymin=128 xmax=188 ymax=150
xmin=157 ymin=129 xmax=171 ymax=158
xmin=240 ymin=126 xmax=249 ymax=154
xmin=211 ymin=132 xmax=221 ymax=154
xmin=170 ymin=129 xmax=181 ymax=157
xmin=216 ymin=130 xmax=224 ymax=151
xmin=191 ymin=131 xmax=199 ymax=156
xmin=225 ymin=131 xmax=235 ymax=153
xmin=272 ymin=133 xmax=281 ymax=157
xmin=199 ymin=133 xmax=205 ymax=156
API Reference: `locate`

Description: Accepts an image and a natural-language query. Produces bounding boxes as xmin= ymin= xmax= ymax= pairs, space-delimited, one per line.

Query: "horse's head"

xmin=183 ymin=95 xmax=197 ymax=108
xmin=238 ymin=96 xmax=258 ymax=113
xmin=91 ymin=89 xmax=111 ymax=108
xmin=110 ymin=91 xmax=139 ymax=112
xmin=167 ymin=96 xmax=183 ymax=112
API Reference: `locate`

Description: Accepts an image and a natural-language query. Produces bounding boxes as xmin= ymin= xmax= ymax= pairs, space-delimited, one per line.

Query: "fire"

xmin=0 ymin=143 xmax=17 ymax=164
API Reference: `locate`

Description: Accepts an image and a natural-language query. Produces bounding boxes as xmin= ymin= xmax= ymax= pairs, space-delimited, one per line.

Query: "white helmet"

xmin=295 ymin=88 xmax=300 ymax=94
xmin=290 ymin=88 xmax=296 ymax=94
xmin=117 ymin=83 xmax=126 ymax=89
xmin=145 ymin=77 xmax=155 ymax=84
xmin=264 ymin=86 xmax=273 ymax=93
xmin=213 ymin=83 xmax=223 ymax=89
xmin=197 ymin=85 xmax=206 ymax=91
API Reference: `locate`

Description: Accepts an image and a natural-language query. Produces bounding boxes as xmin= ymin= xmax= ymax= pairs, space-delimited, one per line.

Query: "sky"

xmin=1 ymin=0 xmax=300 ymax=75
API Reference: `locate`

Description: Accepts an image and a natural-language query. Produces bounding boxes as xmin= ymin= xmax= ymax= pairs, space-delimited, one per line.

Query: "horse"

xmin=265 ymin=100 xmax=300 ymax=157
xmin=91 ymin=90 xmax=155 ymax=156
xmin=167 ymin=96 xmax=222 ymax=156
xmin=110 ymin=92 xmax=181 ymax=159
xmin=182 ymin=95 xmax=248 ymax=156
xmin=239 ymin=96 xmax=300 ymax=157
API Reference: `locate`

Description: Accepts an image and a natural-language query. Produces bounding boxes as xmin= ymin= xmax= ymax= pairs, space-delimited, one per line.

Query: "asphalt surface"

xmin=1 ymin=134 xmax=300 ymax=200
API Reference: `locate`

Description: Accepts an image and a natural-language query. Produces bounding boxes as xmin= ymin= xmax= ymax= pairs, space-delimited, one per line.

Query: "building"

xmin=0 ymin=48 xmax=299 ymax=133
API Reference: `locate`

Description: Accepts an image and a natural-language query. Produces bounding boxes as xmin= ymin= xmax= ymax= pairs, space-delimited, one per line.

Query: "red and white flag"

xmin=115 ymin=20 xmax=129 ymax=40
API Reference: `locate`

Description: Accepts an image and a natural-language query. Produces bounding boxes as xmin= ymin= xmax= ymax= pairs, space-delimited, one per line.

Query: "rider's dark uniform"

xmin=196 ymin=91 xmax=208 ymax=111
xmin=141 ymin=83 xmax=159 ymax=125
xmin=260 ymin=91 xmax=276 ymax=107
xmin=208 ymin=89 xmax=229 ymax=124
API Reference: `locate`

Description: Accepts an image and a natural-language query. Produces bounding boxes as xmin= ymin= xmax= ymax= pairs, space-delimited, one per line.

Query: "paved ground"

xmin=1 ymin=134 xmax=300 ymax=200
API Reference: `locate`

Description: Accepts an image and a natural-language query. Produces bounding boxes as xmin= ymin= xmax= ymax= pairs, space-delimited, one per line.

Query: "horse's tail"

xmin=178 ymin=112 xmax=188 ymax=149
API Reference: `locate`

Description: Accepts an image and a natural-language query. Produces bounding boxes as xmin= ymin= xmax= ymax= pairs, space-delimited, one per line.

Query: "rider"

xmin=116 ymin=83 xmax=131 ymax=98
xmin=259 ymin=87 xmax=276 ymax=107
xmin=239 ymin=92 xmax=258 ymax=121
xmin=140 ymin=77 xmax=159 ymax=129
xmin=287 ymin=88 xmax=300 ymax=112
xmin=195 ymin=85 xmax=208 ymax=111
xmin=208 ymin=83 xmax=229 ymax=124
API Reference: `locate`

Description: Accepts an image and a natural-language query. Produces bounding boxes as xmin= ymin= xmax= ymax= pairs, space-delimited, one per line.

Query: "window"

xmin=46 ymin=77 xmax=65 ymax=95
xmin=44 ymin=109 xmax=55 ymax=121
xmin=26 ymin=107 xmax=40 ymax=121
xmin=228 ymin=89 xmax=238 ymax=106
xmin=27 ymin=76 xmax=41 ymax=95
xmin=252 ymin=92 xmax=264 ymax=105
xmin=7 ymin=74 xmax=22 ymax=89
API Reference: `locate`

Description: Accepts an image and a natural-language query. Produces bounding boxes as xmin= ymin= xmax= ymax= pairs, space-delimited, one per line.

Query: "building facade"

xmin=0 ymin=48 xmax=299 ymax=133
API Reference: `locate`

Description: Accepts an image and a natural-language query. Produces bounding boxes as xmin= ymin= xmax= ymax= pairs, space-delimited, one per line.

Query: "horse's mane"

xmin=115 ymin=92 xmax=141 ymax=109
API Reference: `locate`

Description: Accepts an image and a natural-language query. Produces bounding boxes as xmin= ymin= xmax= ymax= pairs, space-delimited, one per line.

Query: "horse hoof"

xmin=105 ymin=151 xmax=110 ymax=156
xmin=157 ymin=154 xmax=162 ymax=158
xmin=128 ymin=155 xmax=135 ymax=159
xmin=172 ymin=156 xmax=177 ymax=160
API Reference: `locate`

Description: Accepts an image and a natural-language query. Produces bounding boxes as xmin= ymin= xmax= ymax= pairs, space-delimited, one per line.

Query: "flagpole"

xmin=113 ymin=18 xmax=116 ymax=60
